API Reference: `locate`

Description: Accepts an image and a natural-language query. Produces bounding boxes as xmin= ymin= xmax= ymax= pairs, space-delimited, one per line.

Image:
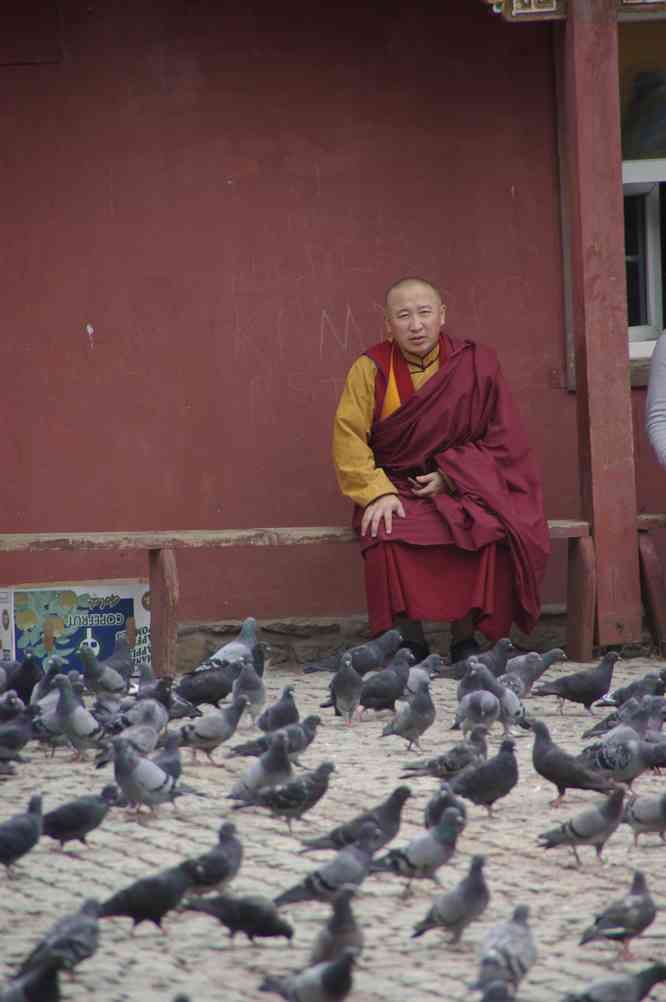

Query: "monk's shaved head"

xmin=384 ymin=277 xmax=443 ymax=309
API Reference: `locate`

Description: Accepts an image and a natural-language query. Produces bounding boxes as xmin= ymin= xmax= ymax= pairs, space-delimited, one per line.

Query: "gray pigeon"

xmin=259 ymin=947 xmax=356 ymax=1002
xmin=474 ymin=904 xmax=537 ymax=995
xmin=596 ymin=670 xmax=666 ymax=708
xmin=450 ymin=738 xmax=519 ymax=818
xmin=537 ymin=787 xmax=625 ymax=864
xmin=562 ymin=963 xmax=666 ymax=1002
xmin=52 ymin=675 xmax=105 ymax=760
xmin=201 ymin=616 xmax=258 ymax=669
xmin=452 ymin=690 xmax=501 ymax=735
xmin=622 ymin=790 xmax=666 ymax=845
xmin=111 ymin=736 xmax=202 ymax=815
xmin=275 ymin=823 xmax=380 ymax=906
xmin=370 ymin=807 xmax=464 ymax=894
xmin=79 ymin=646 xmax=126 ymax=697
xmin=16 ymin=898 xmax=99 ymax=977
xmin=303 ymin=628 xmax=403 ymax=676
xmin=226 ymin=715 xmax=321 ymax=763
xmin=579 ymin=870 xmax=656 ymax=960
xmin=577 ymin=734 xmax=666 ymax=787
xmin=99 ymin=859 xmax=204 ymax=929
xmin=178 ymin=696 xmax=248 ymax=765
xmin=150 ymin=732 xmax=182 ymax=781
xmin=412 ymin=853 xmax=489 ymax=942
xmin=0 ymin=794 xmax=42 ymax=877
xmin=380 ymin=679 xmax=435 ymax=750
xmin=476 ymin=638 xmax=516 ymax=677
xmin=300 ymin=785 xmax=411 ymax=853
xmin=504 ymin=647 xmax=567 ymax=695
xmin=401 ymin=725 xmax=488 ymax=780
xmin=0 ymin=963 xmax=61 ymax=1001
xmin=532 ymin=651 xmax=620 ymax=713
xmin=100 ymin=632 xmax=134 ymax=686
xmin=42 ymin=785 xmax=118 ymax=850
xmin=528 ymin=718 xmax=615 ymax=806
xmin=309 ymin=887 xmax=364 ymax=965
xmin=186 ymin=822 xmax=243 ymax=895
xmin=405 ymin=654 xmax=446 ymax=696
xmin=227 ymin=731 xmax=292 ymax=801
xmin=257 ymin=686 xmax=299 ymax=733
xmin=327 ymin=654 xmax=363 ymax=724
xmin=184 ymin=893 xmax=293 ymax=942
xmin=0 ymin=691 xmax=25 ymax=723
xmin=424 ymin=782 xmax=468 ymax=830
xmin=232 ymin=761 xmax=335 ymax=831
xmin=232 ymin=655 xmax=266 ymax=724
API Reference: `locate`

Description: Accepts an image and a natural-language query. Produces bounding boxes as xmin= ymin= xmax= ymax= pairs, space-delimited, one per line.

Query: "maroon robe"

xmin=353 ymin=332 xmax=550 ymax=639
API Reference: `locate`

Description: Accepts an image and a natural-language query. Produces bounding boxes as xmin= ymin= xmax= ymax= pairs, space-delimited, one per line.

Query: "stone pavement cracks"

xmin=1 ymin=655 xmax=666 ymax=1001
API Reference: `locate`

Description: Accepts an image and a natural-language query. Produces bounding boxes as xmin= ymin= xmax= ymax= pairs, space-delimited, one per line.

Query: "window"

xmin=623 ymin=159 xmax=666 ymax=358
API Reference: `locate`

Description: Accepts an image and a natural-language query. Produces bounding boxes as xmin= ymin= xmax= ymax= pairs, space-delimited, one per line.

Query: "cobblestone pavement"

xmin=2 ymin=655 xmax=666 ymax=1002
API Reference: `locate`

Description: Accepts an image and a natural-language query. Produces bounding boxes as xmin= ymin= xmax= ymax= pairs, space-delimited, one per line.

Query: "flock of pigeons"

xmin=1 ymin=619 xmax=666 ymax=1000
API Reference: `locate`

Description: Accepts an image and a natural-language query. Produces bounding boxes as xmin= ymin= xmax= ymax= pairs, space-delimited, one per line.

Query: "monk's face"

xmin=384 ymin=281 xmax=445 ymax=358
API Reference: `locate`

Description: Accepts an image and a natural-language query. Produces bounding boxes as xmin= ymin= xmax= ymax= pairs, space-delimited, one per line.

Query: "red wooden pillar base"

xmin=149 ymin=548 xmax=180 ymax=677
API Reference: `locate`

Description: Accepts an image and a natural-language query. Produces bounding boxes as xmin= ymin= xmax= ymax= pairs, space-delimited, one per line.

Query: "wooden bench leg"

xmin=638 ymin=531 xmax=666 ymax=654
xmin=149 ymin=547 xmax=180 ymax=677
xmin=566 ymin=536 xmax=596 ymax=661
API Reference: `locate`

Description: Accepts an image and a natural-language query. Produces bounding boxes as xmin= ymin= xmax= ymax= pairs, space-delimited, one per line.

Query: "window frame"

xmin=623 ymin=158 xmax=666 ymax=360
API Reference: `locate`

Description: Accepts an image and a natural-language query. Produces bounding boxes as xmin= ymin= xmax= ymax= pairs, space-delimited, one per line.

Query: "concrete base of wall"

xmin=174 ymin=608 xmax=655 ymax=674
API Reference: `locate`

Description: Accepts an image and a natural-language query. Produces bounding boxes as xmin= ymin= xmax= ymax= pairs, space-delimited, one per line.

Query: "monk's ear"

xmin=384 ymin=312 xmax=393 ymax=338
xmin=440 ymin=304 xmax=447 ymax=328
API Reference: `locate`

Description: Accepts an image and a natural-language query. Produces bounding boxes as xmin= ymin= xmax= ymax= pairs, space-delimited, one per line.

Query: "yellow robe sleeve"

xmin=332 ymin=355 xmax=397 ymax=509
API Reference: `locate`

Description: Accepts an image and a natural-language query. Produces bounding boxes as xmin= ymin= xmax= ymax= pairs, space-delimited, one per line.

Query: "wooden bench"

xmin=0 ymin=520 xmax=596 ymax=671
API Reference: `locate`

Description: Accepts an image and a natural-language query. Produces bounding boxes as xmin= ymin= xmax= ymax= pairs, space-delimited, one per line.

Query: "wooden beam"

xmin=557 ymin=0 xmax=642 ymax=646
xmin=566 ymin=536 xmax=597 ymax=660
xmin=149 ymin=548 xmax=179 ymax=678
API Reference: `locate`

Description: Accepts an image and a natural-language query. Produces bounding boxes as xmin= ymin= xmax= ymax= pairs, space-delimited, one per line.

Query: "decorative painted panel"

xmin=482 ymin=0 xmax=666 ymax=18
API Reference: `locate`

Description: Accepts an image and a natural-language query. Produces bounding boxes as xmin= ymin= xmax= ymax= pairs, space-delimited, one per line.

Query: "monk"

xmin=332 ymin=277 xmax=550 ymax=662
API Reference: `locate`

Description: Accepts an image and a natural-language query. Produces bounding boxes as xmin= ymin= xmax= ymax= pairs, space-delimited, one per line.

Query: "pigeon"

xmin=111 ymin=736 xmax=203 ymax=814
xmin=450 ymin=738 xmax=519 ymax=817
xmin=300 ymin=785 xmax=411 ymax=853
xmin=150 ymin=732 xmax=183 ymax=781
xmin=275 ymin=822 xmax=380 ymax=906
xmin=579 ymin=870 xmax=656 ymax=960
xmin=16 ymin=898 xmax=100 ymax=977
xmin=503 ymin=647 xmax=567 ymax=695
xmin=622 ymin=790 xmax=666 ymax=845
xmin=184 ymin=893 xmax=293 ymax=942
xmin=380 ymin=679 xmax=435 ymax=750
xmin=101 ymin=632 xmax=134 ymax=686
xmin=232 ymin=761 xmax=335 ymax=830
xmin=595 ymin=671 xmax=666 ymax=708
xmin=562 ymin=963 xmax=666 ymax=1002
xmin=78 ymin=646 xmax=125 ymax=698
xmin=51 ymin=675 xmax=105 ymax=760
xmin=186 ymin=822 xmax=242 ymax=894
xmin=577 ymin=734 xmax=666 ymax=787
xmin=456 ymin=659 xmax=503 ymax=702
xmin=175 ymin=664 xmax=235 ymax=708
xmin=259 ymin=947 xmax=356 ymax=1002
xmin=357 ymin=660 xmax=411 ymax=715
xmin=227 ymin=731 xmax=292 ymax=801
xmin=324 ymin=655 xmax=363 ymax=723
xmin=303 ymin=628 xmax=403 ymax=676
xmin=532 ymin=651 xmax=620 ymax=713
xmin=99 ymin=859 xmax=204 ymax=929
xmin=424 ymin=782 xmax=468 ymax=830
xmin=537 ymin=787 xmax=626 ymax=864
xmin=412 ymin=853 xmax=489 ymax=942
xmin=370 ymin=807 xmax=464 ymax=894
xmin=405 ymin=653 xmax=446 ymax=696
xmin=117 ymin=681 xmax=172 ymax=731
xmin=0 ymin=691 xmax=26 ymax=723
xmin=200 ymin=616 xmax=258 ymax=669
xmin=232 ymin=655 xmax=266 ymax=724
xmin=309 ymin=887 xmax=364 ymax=965
xmin=42 ymin=785 xmax=118 ymax=850
xmin=3 ymin=655 xmax=43 ymax=706
xmin=528 ymin=718 xmax=615 ymax=806
xmin=177 ymin=696 xmax=248 ymax=765
xmin=476 ymin=638 xmax=516 ymax=677
xmin=95 ymin=722 xmax=160 ymax=769
xmin=30 ymin=658 xmax=67 ymax=706
xmin=0 ymin=705 xmax=42 ymax=756
xmin=474 ymin=904 xmax=537 ymax=996
xmin=581 ymin=697 xmax=645 ymax=740
xmin=226 ymin=715 xmax=321 ymax=763
xmin=401 ymin=726 xmax=488 ymax=780
xmin=452 ymin=690 xmax=501 ymax=735
xmin=257 ymin=686 xmax=299 ymax=733
xmin=0 ymin=962 xmax=61 ymax=1002
xmin=0 ymin=794 xmax=42 ymax=877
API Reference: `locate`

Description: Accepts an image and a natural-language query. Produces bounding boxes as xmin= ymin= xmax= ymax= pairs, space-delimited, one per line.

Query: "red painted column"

xmin=559 ymin=0 xmax=642 ymax=646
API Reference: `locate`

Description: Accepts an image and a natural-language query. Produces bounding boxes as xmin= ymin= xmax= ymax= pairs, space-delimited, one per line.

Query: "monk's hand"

xmin=361 ymin=494 xmax=406 ymax=538
xmin=409 ymin=471 xmax=454 ymax=496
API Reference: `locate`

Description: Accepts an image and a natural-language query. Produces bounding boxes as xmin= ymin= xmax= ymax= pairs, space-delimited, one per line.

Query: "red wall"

xmin=1 ymin=2 xmax=587 ymax=620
